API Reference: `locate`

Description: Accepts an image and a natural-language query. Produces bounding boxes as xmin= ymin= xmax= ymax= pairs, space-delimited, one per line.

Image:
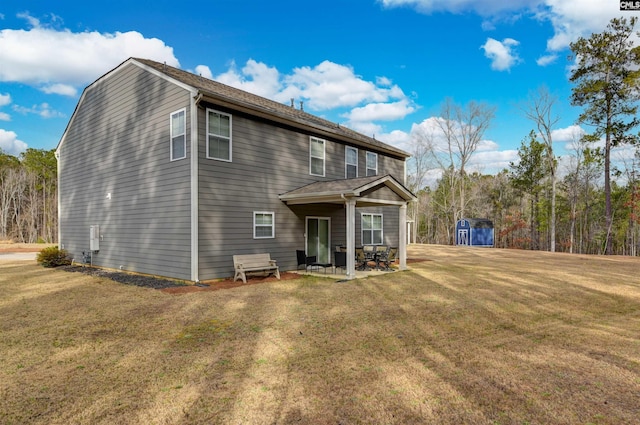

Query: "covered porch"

xmin=280 ymin=175 xmax=417 ymax=280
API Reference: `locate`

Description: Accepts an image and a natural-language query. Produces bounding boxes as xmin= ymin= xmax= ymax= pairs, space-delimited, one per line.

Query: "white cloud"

xmin=0 ymin=13 xmax=179 ymax=96
xmin=0 ymin=94 xmax=11 ymax=121
xmin=540 ymin=0 xmax=631 ymax=52
xmin=13 ymin=103 xmax=65 ymax=119
xmin=377 ymin=129 xmax=411 ymax=152
xmin=279 ymin=61 xmax=396 ymax=110
xmin=0 ymin=93 xmax=10 ymax=107
xmin=41 ymin=83 xmax=77 ymax=97
xmin=407 ymin=116 xmax=514 ymax=174
xmin=477 ymin=139 xmax=500 ymax=152
xmin=379 ymin=0 xmax=539 ymax=16
xmin=347 ymin=121 xmax=384 ymax=139
xmin=468 ymin=149 xmax=518 ymax=171
xmin=194 ymin=65 xmax=213 ymax=79
xmin=536 ymin=54 xmax=557 ymax=66
xmin=381 ymin=1 xmax=640 ymax=71
xmin=0 ymin=129 xmax=27 ymax=155
xmin=551 ymin=124 xmax=585 ymax=143
xmin=481 ymin=38 xmax=522 ymax=71
xmin=216 ymin=59 xmax=282 ymax=99
xmin=343 ymin=100 xmax=416 ymax=122
xmin=207 ymin=58 xmax=415 ymax=138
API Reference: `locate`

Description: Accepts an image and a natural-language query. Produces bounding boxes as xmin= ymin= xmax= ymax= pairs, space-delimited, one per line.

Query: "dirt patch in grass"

xmin=162 ymin=272 xmax=302 ymax=294
xmin=1 ymin=245 xmax=639 ymax=425
xmin=58 ymin=265 xmax=300 ymax=293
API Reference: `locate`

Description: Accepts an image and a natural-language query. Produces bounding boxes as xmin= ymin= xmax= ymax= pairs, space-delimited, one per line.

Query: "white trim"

xmin=190 ymin=96 xmax=199 ymax=282
xmin=305 ymin=216 xmax=331 ymax=264
xmin=399 ymin=204 xmax=408 ymax=270
xmin=253 ymin=211 xmax=275 ymax=239
xmin=345 ymin=146 xmax=358 ymax=178
xmin=361 ymin=213 xmax=383 ymax=245
xmin=131 ymin=59 xmax=196 ymax=92
xmin=366 ymin=151 xmax=378 ymax=176
xmin=56 ymin=149 xmax=62 ymax=247
xmin=206 ymin=108 xmax=233 ymax=162
xmin=345 ymin=199 xmax=356 ymax=279
xmin=279 ymin=175 xmax=416 ymax=205
xmin=309 ymin=136 xmax=325 ymax=177
xmin=170 ymin=108 xmax=187 ymax=161
xmin=57 ymin=58 xmax=197 ymax=156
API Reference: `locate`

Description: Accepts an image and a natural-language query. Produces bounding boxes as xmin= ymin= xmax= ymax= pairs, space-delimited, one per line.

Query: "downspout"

xmin=190 ymin=92 xmax=201 ymax=282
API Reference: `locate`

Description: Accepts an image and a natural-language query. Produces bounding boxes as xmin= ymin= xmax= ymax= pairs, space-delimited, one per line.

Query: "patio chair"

xmin=382 ymin=247 xmax=398 ymax=270
xmin=355 ymin=247 xmax=369 ymax=271
xmin=296 ymin=250 xmax=316 ymax=270
xmin=334 ymin=251 xmax=347 ymax=274
xmin=363 ymin=245 xmax=375 ymax=267
xmin=375 ymin=245 xmax=389 ymax=270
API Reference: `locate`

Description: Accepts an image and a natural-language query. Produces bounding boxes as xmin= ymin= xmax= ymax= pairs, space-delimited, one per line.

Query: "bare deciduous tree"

xmin=521 ymin=86 xmax=560 ymax=252
xmin=435 ymin=98 xmax=495 ymax=223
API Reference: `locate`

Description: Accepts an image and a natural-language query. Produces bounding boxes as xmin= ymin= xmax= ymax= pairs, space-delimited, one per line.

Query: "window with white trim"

xmin=366 ymin=152 xmax=378 ymax=176
xmin=345 ymin=146 xmax=358 ymax=178
xmin=207 ymin=109 xmax=232 ymax=161
xmin=170 ymin=109 xmax=186 ymax=161
xmin=362 ymin=213 xmax=383 ymax=245
xmin=310 ymin=137 xmax=325 ymax=176
xmin=254 ymin=212 xmax=275 ymax=239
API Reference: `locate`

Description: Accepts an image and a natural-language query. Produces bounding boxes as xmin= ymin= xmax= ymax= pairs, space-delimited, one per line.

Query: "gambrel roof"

xmin=132 ymin=58 xmax=410 ymax=159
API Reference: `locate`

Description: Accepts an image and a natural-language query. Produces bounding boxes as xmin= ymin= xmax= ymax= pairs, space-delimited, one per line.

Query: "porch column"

xmin=399 ymin=203 xmax=408 ymax=270
xmin=345 ymin=198 xmax=356 ymax=279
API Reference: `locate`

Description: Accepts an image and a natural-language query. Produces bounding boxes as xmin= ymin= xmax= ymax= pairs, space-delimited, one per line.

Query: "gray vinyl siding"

xmin=58 ymin=63 xmax=193 ymax=280
xmin=197 ymin=104 xmax=407 ymax=280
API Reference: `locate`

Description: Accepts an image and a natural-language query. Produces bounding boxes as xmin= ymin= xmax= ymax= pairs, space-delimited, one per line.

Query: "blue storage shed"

xmin=456 ymin=218 xmax=494 ymax=247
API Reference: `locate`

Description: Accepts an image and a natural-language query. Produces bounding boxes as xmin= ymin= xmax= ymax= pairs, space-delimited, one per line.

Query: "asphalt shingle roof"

xmin=133 ymin=58 xmax=410 ymax=158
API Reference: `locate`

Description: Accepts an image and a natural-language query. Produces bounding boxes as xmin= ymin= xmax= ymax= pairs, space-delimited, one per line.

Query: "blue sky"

xmin=1 ymin=0 xmax=639 ymax=175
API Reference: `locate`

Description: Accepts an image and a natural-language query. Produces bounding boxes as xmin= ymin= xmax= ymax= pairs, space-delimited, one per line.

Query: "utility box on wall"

xmin=90 ymin=225 xmax=100 ymax=251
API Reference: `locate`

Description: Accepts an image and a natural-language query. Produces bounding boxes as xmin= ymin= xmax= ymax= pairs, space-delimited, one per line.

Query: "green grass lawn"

xmin=1 ymin=244 xmax=639 ymax=424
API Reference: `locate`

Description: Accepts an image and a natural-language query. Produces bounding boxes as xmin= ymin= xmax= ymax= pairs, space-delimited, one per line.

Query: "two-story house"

xmin=56 ymin=58 xmax=416 ymax=282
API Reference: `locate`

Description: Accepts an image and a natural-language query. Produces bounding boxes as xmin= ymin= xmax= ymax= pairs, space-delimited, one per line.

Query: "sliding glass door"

xmin=306 ymin=217 xmax=330 ymax=264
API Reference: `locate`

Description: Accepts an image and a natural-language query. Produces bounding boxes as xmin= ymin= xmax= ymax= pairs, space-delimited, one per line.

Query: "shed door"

xmin=458 ymin=229 xmax=469 ymax=246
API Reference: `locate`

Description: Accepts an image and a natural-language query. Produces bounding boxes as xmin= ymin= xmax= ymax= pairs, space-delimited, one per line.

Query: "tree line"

xmin=2 ymin=17 xmax=639 ymax=255
xmin=408 ymin=17 xmax=640 ymax=256
xmin=0 ymin=148 xmax=57 ymax=243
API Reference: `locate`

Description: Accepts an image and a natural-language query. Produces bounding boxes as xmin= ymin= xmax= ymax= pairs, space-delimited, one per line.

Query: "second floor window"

xmin=345 ymin=146 xmax=358 ymax=178
xmin=366 ymin=152 xmax=378 ymax=176
xmin=310 ymin=137 xmax=325 ymax=176
xmin=170 ymin=109 xmax=186 ymax=161
xmin=207 ymin=109 xmax=232 ymax=161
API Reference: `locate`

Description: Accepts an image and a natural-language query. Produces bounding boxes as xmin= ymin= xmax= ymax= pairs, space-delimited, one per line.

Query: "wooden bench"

xmin=233 ymin=253 xmax=280 ymax=283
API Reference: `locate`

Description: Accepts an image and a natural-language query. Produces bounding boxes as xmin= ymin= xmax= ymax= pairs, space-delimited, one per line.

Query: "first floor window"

xmin=207 ymin=109 xmax=232 ymax=161
xmin=170 ymin=109 xmax=186 ymax=160
xmin=362 ymin=213 xmax=383 ymax=245
xmin=310 ymin=137 xmax=325 ymax=176
xmin=254 ymin=212 xmax=275 ymax=238
xmin=366 ymin=152 xmax=378 ymax=176
xmin=346 ymin=146 xmax=358 ymax=178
